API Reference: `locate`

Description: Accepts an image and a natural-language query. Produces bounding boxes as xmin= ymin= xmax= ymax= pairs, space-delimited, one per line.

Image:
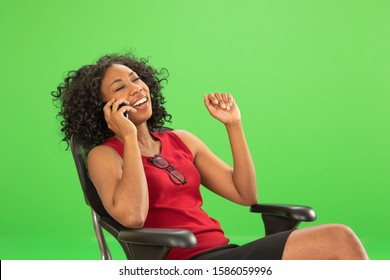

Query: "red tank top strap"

xmin=150 ymin=131 xmax=193 ymax=161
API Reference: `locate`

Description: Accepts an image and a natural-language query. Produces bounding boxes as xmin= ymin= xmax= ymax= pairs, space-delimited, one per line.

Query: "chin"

xmin=129 ymin=110 xmax=153 ymax=126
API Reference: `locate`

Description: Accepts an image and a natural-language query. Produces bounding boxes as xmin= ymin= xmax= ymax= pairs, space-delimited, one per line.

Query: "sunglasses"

xmin=147 ymin=154 xmax=187 ymax=185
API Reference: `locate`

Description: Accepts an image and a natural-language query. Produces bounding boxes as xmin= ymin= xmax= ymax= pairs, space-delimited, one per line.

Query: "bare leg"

xmin=282 ymin=224 xmax=368 ymax=260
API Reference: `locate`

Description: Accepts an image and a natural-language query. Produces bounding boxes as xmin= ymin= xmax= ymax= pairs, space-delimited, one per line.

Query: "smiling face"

xmin=100 ymin=63 xmax=153 ymax=126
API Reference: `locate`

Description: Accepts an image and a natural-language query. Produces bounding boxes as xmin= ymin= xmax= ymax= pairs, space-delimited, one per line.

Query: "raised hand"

xmin=203 ymin=92 xmax=241 ymax=125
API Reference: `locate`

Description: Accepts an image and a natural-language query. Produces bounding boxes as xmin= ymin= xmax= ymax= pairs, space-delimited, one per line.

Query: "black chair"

xmin=70 ymin=130 xmax=316 ymax=260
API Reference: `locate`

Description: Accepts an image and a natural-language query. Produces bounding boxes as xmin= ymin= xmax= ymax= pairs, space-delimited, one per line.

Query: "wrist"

xmin=121 ymin=131 xmax=137 ymax=142
xmin=225 ymin=120 xmax=242 ymax=129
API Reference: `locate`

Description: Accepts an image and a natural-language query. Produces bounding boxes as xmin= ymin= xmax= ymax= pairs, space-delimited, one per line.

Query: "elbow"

xmin=120 ymin=213 xmax=146 ymax=229
xmin=123 ymin=218 xmax=145 ymax=229
xmin=107 ymin=195 xmax=149 ymax=228
xmin=241 ymin=197 xmax=258 ymax=206
xmin=111 ymin=205 xmax=148 ymax=229
xmin=239 ymin=193 xmax=258 ymax=206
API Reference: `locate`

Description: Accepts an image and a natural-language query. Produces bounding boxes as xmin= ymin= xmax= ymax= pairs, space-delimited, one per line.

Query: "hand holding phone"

xmin=101 ymin=99 xmax=138 ymax=137
xmin=101 ymin=101 xmax=130 ymax=118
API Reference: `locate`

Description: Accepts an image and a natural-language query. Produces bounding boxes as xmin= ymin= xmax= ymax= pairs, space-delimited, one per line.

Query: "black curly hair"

xmin=51 ymin=53 xmax=172 ymax=149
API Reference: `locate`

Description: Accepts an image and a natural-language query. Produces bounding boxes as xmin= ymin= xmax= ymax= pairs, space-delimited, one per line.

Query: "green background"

xmin=0 ymin=0 xmax=389 ymax=260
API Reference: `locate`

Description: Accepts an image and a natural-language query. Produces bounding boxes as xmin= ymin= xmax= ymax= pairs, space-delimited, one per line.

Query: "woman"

xmin=52 ymin=53 xmax=368 ymax=260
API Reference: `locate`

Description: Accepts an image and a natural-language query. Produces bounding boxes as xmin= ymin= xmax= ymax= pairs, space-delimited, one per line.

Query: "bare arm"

xmin=87 ymin=99 xmax=149 ymax=228
xmin=225 ymin=121 xmax=257 ymax=204
xmin=174 ymin=93 xmax=257 ymax=206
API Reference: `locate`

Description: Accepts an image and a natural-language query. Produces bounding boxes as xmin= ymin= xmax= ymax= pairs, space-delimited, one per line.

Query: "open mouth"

xmin=131 ymin=97 xmax=148 ymax=108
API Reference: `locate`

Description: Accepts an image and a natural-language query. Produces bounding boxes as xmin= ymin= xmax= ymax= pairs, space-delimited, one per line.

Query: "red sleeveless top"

xmin=101 ymin=131 xmax=229 ymax=259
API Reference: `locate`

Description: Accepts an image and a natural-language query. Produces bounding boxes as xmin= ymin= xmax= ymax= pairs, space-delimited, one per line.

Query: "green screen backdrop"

xmin=0 ymin=0 xmax=389 ymax=259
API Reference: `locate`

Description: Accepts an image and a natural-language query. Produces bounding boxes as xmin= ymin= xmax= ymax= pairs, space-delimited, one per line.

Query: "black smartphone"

xmin=101 ymin=102 xmax=128 ymax=118
xmin=118 ymin=102 xmax=129 ymax=118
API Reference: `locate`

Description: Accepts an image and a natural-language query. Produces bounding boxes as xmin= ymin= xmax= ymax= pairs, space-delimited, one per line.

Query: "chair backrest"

xmin=70 ymin=135 xmax=112 ymax=218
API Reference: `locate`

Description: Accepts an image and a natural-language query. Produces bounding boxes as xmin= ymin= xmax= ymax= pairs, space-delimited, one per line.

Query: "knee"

xmin=321 ymin=224 xmax=359 ymax=245
xmin=283 ymin=224 xmax=367 ymax=260
xmin=325 ymin=224 xmax=355 ymax=237
xmin=321 ymin=224 xmax=368 ymax=259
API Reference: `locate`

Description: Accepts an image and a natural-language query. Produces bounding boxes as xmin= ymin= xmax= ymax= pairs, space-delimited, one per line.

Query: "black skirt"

xmin=191 ymin=230 xmax=294 ymax=260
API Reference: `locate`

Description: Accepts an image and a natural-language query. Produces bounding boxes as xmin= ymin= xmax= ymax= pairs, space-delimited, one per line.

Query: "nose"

xmin=128 ymin=83 xmax=142 ymax=96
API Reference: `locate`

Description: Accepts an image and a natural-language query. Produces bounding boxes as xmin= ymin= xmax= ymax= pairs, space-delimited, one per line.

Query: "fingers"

xmin=205 ymin=92 xmax=234 ymax=110
xmin=102 ymin=98 xmax=115 ymax=116
xmin=103 ymin=98 xmax=136 ymax=120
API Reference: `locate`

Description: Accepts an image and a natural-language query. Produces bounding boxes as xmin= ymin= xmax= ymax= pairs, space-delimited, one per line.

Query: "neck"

xmin=136 ymin=124 xmax=160 ymax=156
xmin=136 ymin=124 xmax=153 ymax=146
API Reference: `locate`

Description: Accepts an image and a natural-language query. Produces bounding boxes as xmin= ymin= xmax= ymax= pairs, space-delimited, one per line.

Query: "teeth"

xmin=133 ymin=97 xmax=147 ymax=106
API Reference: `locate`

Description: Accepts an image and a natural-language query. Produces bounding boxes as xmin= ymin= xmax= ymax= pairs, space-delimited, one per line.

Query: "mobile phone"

xmin=101 ymin=102 xmax=129 ymax=118
xmin=118 ymin=103 xmax=129 ymax=118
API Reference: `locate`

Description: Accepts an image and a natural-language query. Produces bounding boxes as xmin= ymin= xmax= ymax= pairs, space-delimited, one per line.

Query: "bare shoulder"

xmin=172 ymin=129 xmax=196 ymax=141
xmin=171 ymin=129 xmax=205 ymax=156
xmin=171 ymin=129 xmax=202 ymax=144
xmin=87 ymin=144 xmax=122 ymax=168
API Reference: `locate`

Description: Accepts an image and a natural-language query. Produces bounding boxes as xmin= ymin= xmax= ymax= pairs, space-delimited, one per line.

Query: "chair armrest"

xmin=99 ymin=216 xmax=197 ymax=259
xmin=118 ymin=228 xmax=197 ymax=248
xmin=250 ymin=203 xmax=317 ymax=235
xmin=250 ymin=203 xmax=316 ymax=222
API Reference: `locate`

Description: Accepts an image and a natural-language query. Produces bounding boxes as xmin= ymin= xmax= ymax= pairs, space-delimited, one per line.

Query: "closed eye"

xmin=115 ymin=85 xmax=125 ymax=92
xmin=114 ymin=78 xmax=140 ymax=92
